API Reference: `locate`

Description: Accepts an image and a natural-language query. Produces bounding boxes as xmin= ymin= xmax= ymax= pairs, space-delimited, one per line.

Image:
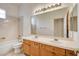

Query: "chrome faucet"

xmin=54 ymin=39 xmax=58 ymax=41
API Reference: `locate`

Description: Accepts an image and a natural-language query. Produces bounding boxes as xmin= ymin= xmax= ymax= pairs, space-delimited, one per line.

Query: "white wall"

xmin=33 ymin=8 xmax=68 ymax=36
xmin=19 ymin=4 xmax=34 ymax=36
xmin=74 ymin=4 xmax=79 ymax=45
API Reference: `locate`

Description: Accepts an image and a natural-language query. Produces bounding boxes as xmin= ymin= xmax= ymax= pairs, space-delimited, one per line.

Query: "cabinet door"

xmin=22 ymin=43 xmax=30 ymax=55
xmin=40 ymin=48 xmax=55 ymax=56
xmin=40 ymin=44 xmax=55 ymax=56
xmin=30 ymin=41 xmax=40 ymax=56
xmin=66 ymin=49 xmax=76 ymax=56
xmin=54 ymin=47 xmax=65 ymax=56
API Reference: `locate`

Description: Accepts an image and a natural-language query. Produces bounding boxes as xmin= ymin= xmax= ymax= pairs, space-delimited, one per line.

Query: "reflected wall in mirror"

xmin=31 ymin=7 xmax=68 ymax=38
xmin=54 ymin=18 xmax=64 ymax=37
xmin=70 ymin=16 xmax=77 ymax=32
xmin=31 ymin=16 xmax=37 ymax=34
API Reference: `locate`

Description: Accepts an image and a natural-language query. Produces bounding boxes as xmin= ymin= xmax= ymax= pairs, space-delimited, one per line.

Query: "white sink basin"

xmin=50 ymin=40 xmax=61 ymax=43
xmin=49 ymin=39 xmax=62 ymax=44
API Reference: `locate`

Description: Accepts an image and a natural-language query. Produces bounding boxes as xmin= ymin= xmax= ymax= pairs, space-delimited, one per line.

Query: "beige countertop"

xmin=22 ymin=35 xmax=78 ymax=51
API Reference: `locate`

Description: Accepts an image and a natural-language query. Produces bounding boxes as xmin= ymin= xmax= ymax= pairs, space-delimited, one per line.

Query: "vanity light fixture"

xmin=34 ymin=3 xmax=61 ymax=14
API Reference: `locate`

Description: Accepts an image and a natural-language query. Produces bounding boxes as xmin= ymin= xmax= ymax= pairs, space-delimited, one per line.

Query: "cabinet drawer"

xmin=40 ymin=43 xmax=65 ymax=56
xmin=54 ymin=47 xmax=65 ymax=53
xmin=45 ymin=45 xmax=54 ymax=52
xmin=40 ymin=44 xmax=56 ymax=56
xmin=33 ymin=41 xmax=40 ymax=46
xmin=40 ymin=44 xmax=46 ymax=49
xmin=45 ymin=45 xmax=65 ymax=56
xmin=54 ymin=47 xmax=65 ymax=56
xmin=40 ymin=48 xmax=55 ymax=56
xmin=23 ymin=39 xmax=31 ymax=45
xmin=31 ymin=41 xmax=40 ymax=48
xmin=66 ymin=49 xmax=76 ymax=56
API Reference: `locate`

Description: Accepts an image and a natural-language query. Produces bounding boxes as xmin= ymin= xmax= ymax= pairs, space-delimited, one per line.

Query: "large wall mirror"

xmin=31 ymin=7 xmax=68 ymax=38
xmin=31 ymin=3 xmax=78 ymax=40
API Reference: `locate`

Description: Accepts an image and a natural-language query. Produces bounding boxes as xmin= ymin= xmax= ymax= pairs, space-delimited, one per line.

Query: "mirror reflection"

xmin=31 ymin=3 xmax=78 ymax=39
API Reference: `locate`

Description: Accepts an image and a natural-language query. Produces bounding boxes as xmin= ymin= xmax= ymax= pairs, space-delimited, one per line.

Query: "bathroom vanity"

xmin=21 ymin=36 xmax=76 ymax=56
xmin=21 ymin=4 xmax=79 ymax=56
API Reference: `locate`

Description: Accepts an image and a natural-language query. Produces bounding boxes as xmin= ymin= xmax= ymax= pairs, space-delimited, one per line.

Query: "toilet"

xmin=13 ymin=41 xmax=22 ymax=54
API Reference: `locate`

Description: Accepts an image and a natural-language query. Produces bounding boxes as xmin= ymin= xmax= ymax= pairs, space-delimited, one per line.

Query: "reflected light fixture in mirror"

xmin=34 ymin=3 xmax=61 ymax=14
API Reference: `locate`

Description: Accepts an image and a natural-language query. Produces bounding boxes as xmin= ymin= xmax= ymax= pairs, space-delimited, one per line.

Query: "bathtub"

xmin=0 ymin=40 xmax=20 ymax=56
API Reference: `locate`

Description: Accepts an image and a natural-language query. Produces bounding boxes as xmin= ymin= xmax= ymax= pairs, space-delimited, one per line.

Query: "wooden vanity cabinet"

xmin=22 ymin=39 xmax=76 ymax=56
xmin=40 ymin=44 xmax=65 ymax=56
xmin=40 ymin=44 xmax=56 ymax=56
xmin=30 ymin=41 xmax=40 ymax=56
xmin=65 ymin=49 xmax=76 ymax=56
xmin=22 ymin=39 xmax=40 ymax=56
xmin=54 ymin=46 xmax=65 ymax=56
xmin=21 ymin=40 xmax=31 ymax=55
xmin=22 ymin=43 xmax=30 ymax=55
